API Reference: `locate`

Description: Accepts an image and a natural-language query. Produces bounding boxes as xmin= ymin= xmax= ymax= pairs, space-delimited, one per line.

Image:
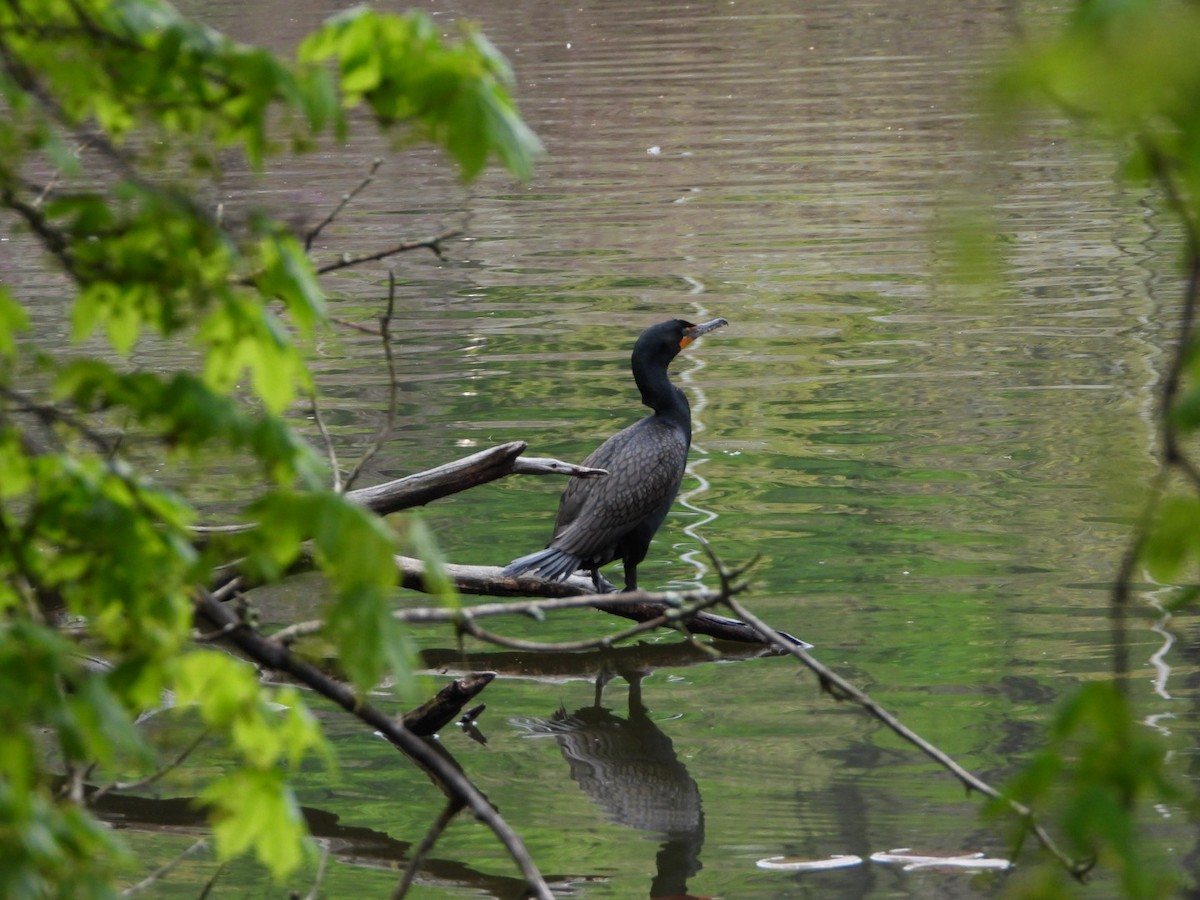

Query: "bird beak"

xmin=680 ymin=317 xmax=729 ymax=349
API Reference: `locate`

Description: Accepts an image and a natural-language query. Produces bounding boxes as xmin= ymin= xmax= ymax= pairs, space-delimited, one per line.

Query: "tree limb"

xmin=190 ymin=441 xmax=607 ymax=537
xmin=345 ymin=441 xmax=607 ymax=515
xmin=305 ymin=158 xmax=383 ymax=252
xmin=716 ymin=591 xmax=1089 ymax=879
xmin=342 ymin=269 xmax=400 ymax=493
xmin=191 ymin=591 xmax=552 ymax=898
xmin=314 ymin=228 xmax=464 ymax=275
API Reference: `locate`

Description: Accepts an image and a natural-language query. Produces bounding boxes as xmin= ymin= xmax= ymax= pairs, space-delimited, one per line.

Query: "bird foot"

xmin=590 ymin=573 xmax=619 ymax=594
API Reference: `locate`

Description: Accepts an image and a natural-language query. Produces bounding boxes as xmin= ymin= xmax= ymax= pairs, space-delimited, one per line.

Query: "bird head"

xmin=635 ymin=317 xmax=729 ymax=364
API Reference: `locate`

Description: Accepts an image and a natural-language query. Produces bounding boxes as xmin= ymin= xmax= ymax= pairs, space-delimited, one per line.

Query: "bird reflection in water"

xmin=514 ymin=674 xmax=709 ymax=900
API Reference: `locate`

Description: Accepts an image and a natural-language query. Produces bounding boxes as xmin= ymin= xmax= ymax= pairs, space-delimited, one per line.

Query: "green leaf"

xmin=300 ymin=8 xmax=541 ymax=182
xmin=255 ymin=233 xmax=326 ymax=337
xmin=407 ymin=515 xmax=459 ymax=609
xmin=198 ymin=296 xmax=310 ymax=414
xmin=201 ymin=769 xmax=310 ymax=879
xmin=0 ymin=286 xmax=28 ymax=358
xmin=1142 ymin=495 xmax=1200 ymax=582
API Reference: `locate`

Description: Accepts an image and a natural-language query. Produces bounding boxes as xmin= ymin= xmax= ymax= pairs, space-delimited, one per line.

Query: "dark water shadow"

xmin=74 ymin=779 xmax=585 ymax=898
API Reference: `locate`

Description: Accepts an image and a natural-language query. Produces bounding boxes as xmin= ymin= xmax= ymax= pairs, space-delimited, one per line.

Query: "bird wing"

xmin=549 ymin=418 xmax=688 ymax=562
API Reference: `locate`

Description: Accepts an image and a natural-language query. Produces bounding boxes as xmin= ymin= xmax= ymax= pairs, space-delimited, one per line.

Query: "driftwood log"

xmin=345 ymin=440 xmax=606 ymax=515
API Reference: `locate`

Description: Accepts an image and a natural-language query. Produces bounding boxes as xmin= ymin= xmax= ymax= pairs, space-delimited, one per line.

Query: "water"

xmin=24 ymin=0 xmax=1199 ymax=896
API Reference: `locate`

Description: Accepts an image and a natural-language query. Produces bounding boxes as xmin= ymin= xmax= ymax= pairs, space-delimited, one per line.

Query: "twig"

xmin=309 ymin=392 xmax=342 ymax=493
xmin=0 ymin=385 xmax=117 ymax=456
xmin=1142 ymin=140 xmax=1200 ymax=493
xmin=392 ymin=801 xmax=459 ymax=899
xmin=91 ymin=729 xmax=211 ymax=801
xmin=315 ymin=229 xmax=464 ymax=275
xmin=1109 ymin=142 xmax=1200 ymax=687
xmin=450 ymin=592 xmax=728 ymax=653
xmin=195 ymin=860 xmax=227 ymax=900
xmin=120 ymin=839 xmax=208 ymax=896
xmin=271 ymin=587 xmax=725 ymax=643
xmin=343 ymin=269 xmax=400 ymax=492
xmin=329 ymin=315 xmax=381 ymax=335
xmin=303 ymin=847 xmax=330 ymax=900
xmin=717 ymin=591 xmax=1088 ymax=879
xmin=305 ymin=158 xmax=383 ymax=252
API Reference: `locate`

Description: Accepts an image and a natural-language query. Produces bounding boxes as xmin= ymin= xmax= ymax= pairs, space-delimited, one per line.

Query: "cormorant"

xmin=504 ymin=317 xmax=728 ymax=592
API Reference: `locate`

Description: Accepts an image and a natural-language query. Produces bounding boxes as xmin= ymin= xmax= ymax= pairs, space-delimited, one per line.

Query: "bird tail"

xmin=502 ymin=547 xmax=583 ymax=582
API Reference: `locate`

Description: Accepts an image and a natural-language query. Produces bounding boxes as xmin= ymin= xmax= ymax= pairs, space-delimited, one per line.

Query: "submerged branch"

xmin=719 ymin=592 xmax=1088 ymax=880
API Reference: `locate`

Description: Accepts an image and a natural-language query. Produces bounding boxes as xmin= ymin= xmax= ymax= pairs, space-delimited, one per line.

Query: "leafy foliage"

xmin=994 ymin=1 xmax=1200 ymax=896
xmin=0 ymin=0 xmax=539 ymax=894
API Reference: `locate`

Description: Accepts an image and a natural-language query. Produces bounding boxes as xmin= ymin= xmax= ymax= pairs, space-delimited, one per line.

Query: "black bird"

xmin=504 ymin=317 xmax=728 ymax=592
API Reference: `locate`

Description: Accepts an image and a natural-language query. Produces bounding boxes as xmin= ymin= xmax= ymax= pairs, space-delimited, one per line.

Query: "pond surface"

xmin=40 ymin=0 xmax=1200 ymax=896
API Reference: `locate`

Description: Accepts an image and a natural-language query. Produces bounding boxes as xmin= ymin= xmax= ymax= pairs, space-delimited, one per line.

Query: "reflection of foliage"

xmin=994 ymin=1 xmax=1200 ymax=897
xmin=0 ymin=0 xmax=540 ymax=895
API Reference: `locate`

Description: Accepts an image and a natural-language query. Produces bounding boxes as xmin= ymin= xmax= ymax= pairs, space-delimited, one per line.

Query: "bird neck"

xmin=634 ymin=360 xmax=691 ymax=431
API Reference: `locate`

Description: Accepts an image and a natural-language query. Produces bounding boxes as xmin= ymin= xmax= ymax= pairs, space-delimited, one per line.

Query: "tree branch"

xmin=392 ymin=801 xmax=458 ymax=899
xmin=314 ymin=228 xmax=464 ymax=275
xmin=191 ymin=591 xmax=552 ymax=898
xmin=717 ymin=593 xmax=1088 ymax=879
xmin=190 ymin=441 xmax=607 ymax=537
xmin=305 ymin=158 xmax=383 ymax=252
xmin=342 ymin=269 xmax=400 ymax=492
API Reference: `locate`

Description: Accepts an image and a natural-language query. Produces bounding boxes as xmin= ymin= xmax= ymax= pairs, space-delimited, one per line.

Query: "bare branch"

xmin=309 ymin=391 xmax=342 ymax=493
xmin=392 ymin=802 xmax=459 ymax=899
xmin=314 ymin=228 xmax=464 ymax=276
xmin=717 ymin=592 xmax=1088 ymax=879
xmin=343 ymin=269 xmax=401 ymax=492
xmin=191 ymin=591 xmax=552 ymax=898
xmin=190 ymin=442 xmax=607 ymax=538
xmin=449 ymin=594 xmax=727 ymax=653
xmin=305 ymin=158 xmax=383 ymax=252
xmin=343 ymin=441 xmax=606 ymax=516
xmin=120 ymin=839 xmax=209 ymax=896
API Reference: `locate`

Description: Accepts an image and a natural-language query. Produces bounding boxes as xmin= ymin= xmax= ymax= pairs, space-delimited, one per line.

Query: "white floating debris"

xmin=870 ymin=848 xmax=1013 ymax=872
xmin=757 ymin=854 xmax=863 ymax=871
xmin=647 ymin=146 xmax=662 ymax=155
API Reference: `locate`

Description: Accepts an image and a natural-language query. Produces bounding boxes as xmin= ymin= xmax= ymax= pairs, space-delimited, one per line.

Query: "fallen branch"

xmin=717 ymin=592 xmax=1088 ymax=879
xmin=192 ymin=591 xmax=552 ymax=899
xmin=392 ymin=557 xmax=808 ymax=645
xmin=346 ymin=441 xmax=607 ymax=516
xmin=191 ymin=441 xmax=607 ymax=536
